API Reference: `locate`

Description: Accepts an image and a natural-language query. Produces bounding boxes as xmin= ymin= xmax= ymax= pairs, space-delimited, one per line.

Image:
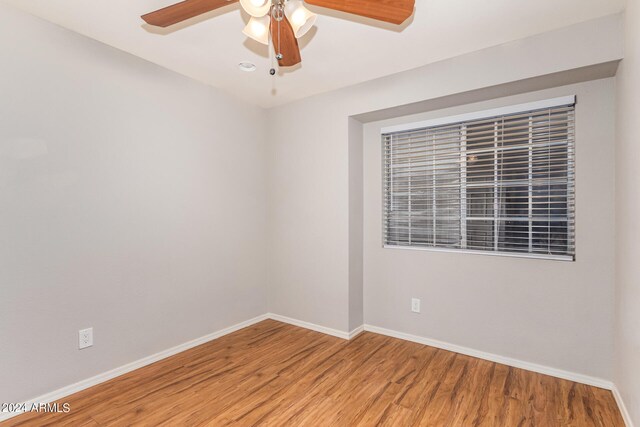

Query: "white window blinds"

xmin=383 ymin=98 xmax=576 ymax=260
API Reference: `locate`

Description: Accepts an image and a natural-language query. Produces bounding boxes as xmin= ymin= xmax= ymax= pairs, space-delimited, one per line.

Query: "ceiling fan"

xmin=141 ymin=0 xmax=415 ymax=69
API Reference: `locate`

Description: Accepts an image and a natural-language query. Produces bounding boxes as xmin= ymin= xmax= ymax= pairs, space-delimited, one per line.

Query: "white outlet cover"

xmin=79 ymin=328 xmax=93 ymax=349
xmin=411 ymin=298 xmax=421 ymax=313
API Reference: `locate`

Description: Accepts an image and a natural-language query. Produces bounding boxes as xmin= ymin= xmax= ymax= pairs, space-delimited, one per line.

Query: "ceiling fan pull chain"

xmin=277 ymin=8 xmax=283 ymax=60
xmin=278 ymin=18 xmax=282 ymax=60
xmin=269 ymin=9 xmax=277 ymax=76
xmin=271 ymin=0 xmax=284 ymax=61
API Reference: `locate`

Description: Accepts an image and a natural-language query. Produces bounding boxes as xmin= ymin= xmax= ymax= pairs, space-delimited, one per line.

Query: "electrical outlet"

xmin=411 ymin=298 xmax=421 ymax=313
xmin=79 ymin=328 xmax=93 ymax=349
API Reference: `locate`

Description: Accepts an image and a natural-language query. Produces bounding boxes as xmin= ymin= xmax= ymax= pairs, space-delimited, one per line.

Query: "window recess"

xmin=382 ymin=96 xmax=576 ymax=261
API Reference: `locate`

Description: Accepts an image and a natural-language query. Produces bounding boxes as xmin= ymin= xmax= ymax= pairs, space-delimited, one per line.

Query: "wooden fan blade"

xmin=304 ymin=0 xmax=414 ymax=25
xmin=270 ymin=15 xmax=302 ymax=67
xmin=142 ymin=0 xmax=238 ymax=27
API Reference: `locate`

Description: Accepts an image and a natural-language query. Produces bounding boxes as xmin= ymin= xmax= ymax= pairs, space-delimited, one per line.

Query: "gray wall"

xmin=0 ymin=5 xmax=268 ymax=403
xmin=615 ymin=1 xmax=640 ymax=424
xmin=363 ymin=80 xmax=616 ymax=381
xmin=348 ymin=118 xmax=364 ymax=332
xmin=266 ymin=14 xmax=622 ymax=334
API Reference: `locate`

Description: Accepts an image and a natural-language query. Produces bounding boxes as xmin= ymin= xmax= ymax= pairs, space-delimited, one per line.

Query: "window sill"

xmin=383 ymin=245 xmax=575 ymax=262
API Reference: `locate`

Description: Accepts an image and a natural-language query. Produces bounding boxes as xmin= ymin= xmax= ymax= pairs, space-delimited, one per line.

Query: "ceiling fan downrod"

xmin=272 ymin=0 xmax=285 ymax=61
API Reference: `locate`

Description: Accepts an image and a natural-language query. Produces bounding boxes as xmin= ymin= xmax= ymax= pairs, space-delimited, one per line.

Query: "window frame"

xmin=381 ymin=96 xmax=576 ymax=262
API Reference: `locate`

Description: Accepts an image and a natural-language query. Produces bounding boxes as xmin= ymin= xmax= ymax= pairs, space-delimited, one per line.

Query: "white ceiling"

xmin=2 ymin=0 xmax=624 ymax=108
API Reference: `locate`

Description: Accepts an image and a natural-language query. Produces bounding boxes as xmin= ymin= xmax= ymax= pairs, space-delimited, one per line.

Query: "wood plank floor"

xmin=3 ymin=320 xmax=624 ymax=426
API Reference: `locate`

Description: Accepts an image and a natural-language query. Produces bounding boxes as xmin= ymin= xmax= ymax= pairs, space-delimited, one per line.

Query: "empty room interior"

xmin=1 ymin=0 xmax=639 ymax=425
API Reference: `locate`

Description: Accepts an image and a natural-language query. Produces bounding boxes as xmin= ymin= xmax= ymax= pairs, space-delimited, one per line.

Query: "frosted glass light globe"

xmin=284 ymin=0 xmax=317 ymax=38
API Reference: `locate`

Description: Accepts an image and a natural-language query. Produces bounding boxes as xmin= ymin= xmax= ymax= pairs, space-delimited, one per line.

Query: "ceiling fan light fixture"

xmin=284 ymin=0 xmax=317 ymax=38
xmin=242 ymin=15 xmax=271 ymax=45
xmin=239 ymin=0 xmax=271 ymax=17
xmin=141 ymin=0 xmax=416 ymax=69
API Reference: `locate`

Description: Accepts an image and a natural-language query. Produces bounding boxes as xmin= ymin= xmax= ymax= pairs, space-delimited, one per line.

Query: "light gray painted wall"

xmin=363 ymin=80 xmax=616 ymax=381
xmin=0 ymin=5 xmax=267 ymax=403
xmin=348 ymin=118 xmax=364 ymax=332
xmin=615 ymin=1 xmax=640 ymax=424
xmin=266 ymin=99 xmax=351 ymax=331
xmin=266 ymin=14 xmax=622 ymax=334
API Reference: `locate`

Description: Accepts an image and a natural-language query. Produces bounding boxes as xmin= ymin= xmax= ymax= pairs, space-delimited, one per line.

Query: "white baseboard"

xmin=349 ymin=325 xmax=365 ymax=339
xmin=266 ymin=313 xmax=351 ymax=340
xmin=613 ymin=385 xmax=635 ymax=427
xmin=0 ymin=314 xmax=269 ymax=422
xmin=363 ymin=324 xmax=614 ymax=391
xmin=266 ymin=313 xmax=364 ymax=340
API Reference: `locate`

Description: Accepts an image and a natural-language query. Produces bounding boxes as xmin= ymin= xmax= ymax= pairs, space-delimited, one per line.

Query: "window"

xmin=383 ymin=97 xmax=575 ymax=260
